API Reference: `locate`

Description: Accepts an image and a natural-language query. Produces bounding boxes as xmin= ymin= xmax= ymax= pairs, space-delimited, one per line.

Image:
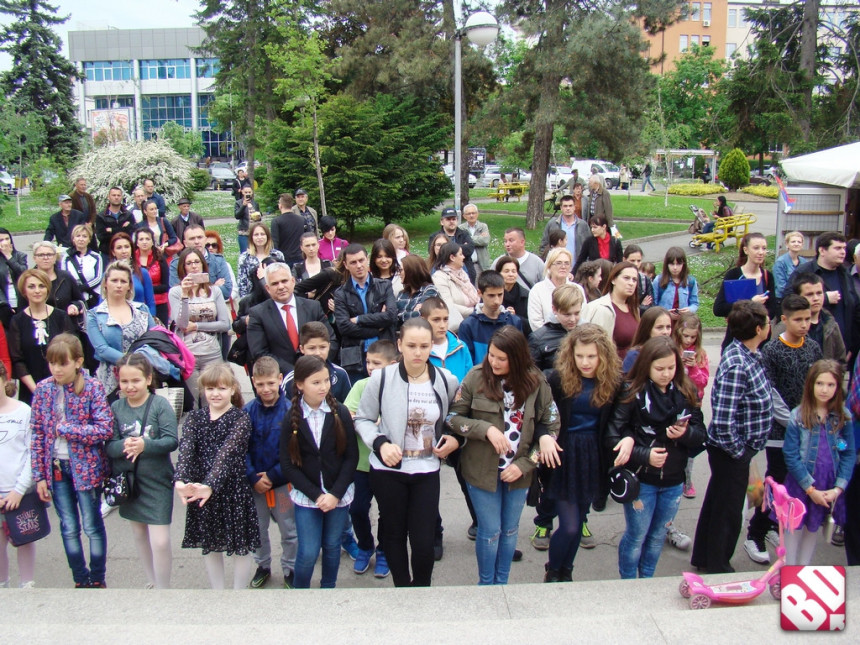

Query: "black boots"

xmin=544 ymin=563 xmax=572 ymax=582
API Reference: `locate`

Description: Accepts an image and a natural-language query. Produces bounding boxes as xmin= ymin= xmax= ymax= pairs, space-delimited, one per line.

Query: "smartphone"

xmin=435 ymin=435 xmax=447 ymax=450
xmin=682 ymin=350 xmax=696 ymax=360
xmin=191 ymin=272 xmax=210 ymax=284
xmin=676 ymin=414 xmax=692 ymax=424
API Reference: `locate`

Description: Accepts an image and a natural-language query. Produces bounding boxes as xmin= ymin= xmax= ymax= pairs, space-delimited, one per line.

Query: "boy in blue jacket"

xmin=457 ymin=270 xmax=524 ymax=364
xmin=245 ymin=356 xmax=297 ymax=588
xmin=421 ymin=296 xmax=473 ymax=381
xmin=281 ymin=321 xmax=352 ymax=402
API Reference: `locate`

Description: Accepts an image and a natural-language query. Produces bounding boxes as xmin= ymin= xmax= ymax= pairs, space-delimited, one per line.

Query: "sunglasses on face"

xmin=205 ymin=242 xmax=219 ymax=250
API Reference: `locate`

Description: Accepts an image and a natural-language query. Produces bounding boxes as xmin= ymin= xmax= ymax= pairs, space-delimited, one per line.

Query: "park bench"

xmin=489 ymin=182 xmax=529 ymax=202
xmin=692 ymin=212 xmax=757 ymax=252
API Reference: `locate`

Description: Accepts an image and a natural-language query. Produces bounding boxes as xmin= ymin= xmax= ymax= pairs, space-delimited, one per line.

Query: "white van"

xmin=570 ymin=159 xmax=621 ymax=189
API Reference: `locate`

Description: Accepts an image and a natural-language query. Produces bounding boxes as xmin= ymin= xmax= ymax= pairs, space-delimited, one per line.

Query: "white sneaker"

xmin=743 ymin=538 xmax=770 ymax=564
xmin=20 ymin=580 xmax=35 ymax=589
xmin=100 ymin=500 xmax=116 ymax=518
xmin=765 ymin=529 xmax=779 ymax=547
xmin=665 ymin=523 xmax=692 ymax=550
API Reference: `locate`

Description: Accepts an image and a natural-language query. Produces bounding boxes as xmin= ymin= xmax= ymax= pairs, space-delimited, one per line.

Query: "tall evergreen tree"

xmin=0 ymin=0 xmax=81 ymax=160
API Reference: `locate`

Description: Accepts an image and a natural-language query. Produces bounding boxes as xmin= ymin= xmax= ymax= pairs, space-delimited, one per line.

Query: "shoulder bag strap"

xmin=130 ymin=394 xmax=157 ymax=483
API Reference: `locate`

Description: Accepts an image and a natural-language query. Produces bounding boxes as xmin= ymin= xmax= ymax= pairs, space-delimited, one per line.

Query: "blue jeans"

xmin=466 ymin=476 xmax=528 ymax=585
xmin=293 ymin=504 xmax=349 ymax=588
xmin=237 ymin=233 xmax=248 ymax=254
xmin=52 ymin=460 xmax=107 ymax=585
xmin=618 ymin=482 xmax=683 ymax=579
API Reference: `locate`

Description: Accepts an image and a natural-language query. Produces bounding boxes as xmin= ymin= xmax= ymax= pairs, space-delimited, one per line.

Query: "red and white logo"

xmin=781 ymin=566 xmax=846 ymax=631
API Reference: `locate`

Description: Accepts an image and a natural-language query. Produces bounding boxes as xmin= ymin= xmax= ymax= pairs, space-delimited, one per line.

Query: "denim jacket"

xmin=651 ymin=275 xmax=699 ymax=312
xmin=783 ymin=407 xmax=856 ymax=491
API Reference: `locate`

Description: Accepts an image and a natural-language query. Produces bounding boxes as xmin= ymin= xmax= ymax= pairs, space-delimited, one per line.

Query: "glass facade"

xmin=141 ymin=94 xmax=193 ymax=136
xmin=84 ymin=61 xmax=133 ymax=82
xmin=139 ymin=59 xmax=192 ymax=80
xmin=196 ymin=58 xmax=219 ymax=78
xmin=95 ymin=97 xmax=135 ymax=110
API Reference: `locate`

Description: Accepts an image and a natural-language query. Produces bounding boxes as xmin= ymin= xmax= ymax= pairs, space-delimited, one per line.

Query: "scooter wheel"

xmin=690 ymin=594 xmax=711 ymax=610
xmin=769 ymin=580 xmax=781 ymax=600
xmin=679 ymin=580 xmax=691 ymax=598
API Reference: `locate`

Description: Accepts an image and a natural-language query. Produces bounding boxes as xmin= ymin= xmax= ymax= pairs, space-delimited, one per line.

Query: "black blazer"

xmin=279 ymin=402 xmax=358 ymax=502
xmin=574 ymin=235 xmax=624 ymax=272
xmin=246 ymin=296 xmax=338 ymax=375
xmin=44 ymin=209 xmax=87 ymax=248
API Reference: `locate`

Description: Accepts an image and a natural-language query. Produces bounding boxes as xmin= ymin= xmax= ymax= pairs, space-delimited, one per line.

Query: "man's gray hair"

xmin=263 ymin=262 xmax=292 ymax=285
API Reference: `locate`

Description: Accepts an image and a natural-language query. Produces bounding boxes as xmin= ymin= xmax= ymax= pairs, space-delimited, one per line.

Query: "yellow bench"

xmin=692 ymin=212 xmax=757 ymax=252
xmin=489 ymin=182 xmax=529 ymax=202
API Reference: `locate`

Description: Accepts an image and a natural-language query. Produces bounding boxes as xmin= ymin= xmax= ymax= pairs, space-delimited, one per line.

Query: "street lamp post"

xmin=453 ymin=10 xmax=499 ymax=221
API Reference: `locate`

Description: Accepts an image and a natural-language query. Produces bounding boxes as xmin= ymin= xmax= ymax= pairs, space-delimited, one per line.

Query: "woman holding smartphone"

xmin=168 ymin=248 xmax=231 ymax=408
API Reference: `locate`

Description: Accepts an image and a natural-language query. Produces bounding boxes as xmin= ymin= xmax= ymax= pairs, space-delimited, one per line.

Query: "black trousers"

xmin=533 ymin=464 xmax=557 ymax=530
xmin=691 ymin=444 xmax=753 ymax=573
xmin=370 ymin=468 xmax=439 ymax=587
xmin=747 ymin=446 xmax=787 ymax=541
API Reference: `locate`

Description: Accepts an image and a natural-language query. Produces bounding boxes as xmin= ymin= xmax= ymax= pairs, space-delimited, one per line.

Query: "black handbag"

xmin=104 ymin=395 xmax=154 ymax=507
xmin=3 ymin=491 xmax=51 ymax=546
xmin=608 ymin=466 xmax=640 ymax=504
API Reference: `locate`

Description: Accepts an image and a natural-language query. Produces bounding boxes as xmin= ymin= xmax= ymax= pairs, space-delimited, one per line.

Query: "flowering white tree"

xmin=68 ymin=140 xmax=195 ymax=205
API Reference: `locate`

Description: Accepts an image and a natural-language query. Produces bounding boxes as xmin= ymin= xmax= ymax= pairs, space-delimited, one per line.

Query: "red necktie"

xmin=282 ymin=304 xmax=299 ymax=350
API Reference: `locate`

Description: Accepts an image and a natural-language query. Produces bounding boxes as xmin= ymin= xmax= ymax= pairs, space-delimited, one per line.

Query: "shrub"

xmin=253 ymin=165 xmax=267 ymax=187
xmin=718 ymin=148 xmax=750 ymax=191
xmin=667 ymin=183 xmax=727 ymax=196
xmin=740 ymin=185 xmax=778 ymax=199
xmin=28 ymin=156 xmax=69 ymax=205
xmin=68 ymin=140 xmax=194 ymax=206
xmin=190 ymin=168 xmax=211 ymax=192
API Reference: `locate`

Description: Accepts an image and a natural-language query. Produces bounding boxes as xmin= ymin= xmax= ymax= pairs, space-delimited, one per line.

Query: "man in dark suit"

xmin=246 ymin=262 xmax=336 ymax=375
xmin=44 ymin=194 xmax=86 ymax=248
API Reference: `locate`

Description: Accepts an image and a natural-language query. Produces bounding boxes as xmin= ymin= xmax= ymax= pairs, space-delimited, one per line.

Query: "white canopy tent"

xmin=781 ymin=141 xmax=860 ymax=189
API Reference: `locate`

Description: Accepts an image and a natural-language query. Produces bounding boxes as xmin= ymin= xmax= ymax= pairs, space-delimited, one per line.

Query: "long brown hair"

xmin=554 ymin=323 xmax=620 ymax=407
xmin=737 ymin=232 xmax=767 ymax=268
xmin=288 ymin=355 xmax=345 ymax=467
xmin=478 ymin=326 xmax=540 ymax=409
xmin=602 ymin=261 xmax=640 ymax=319
xmin=400 ymin=254 xmax=433 ymax=294
xmin=629 ymin=307 xmax=671 ymax=349
xmin=798 ymin=360 xmax=848 ymax=433
xmin=176 ymin=247 xmax=211 ymax=297
xmin=622 ymin=336 xmax=699 ymax=407
xmin=109 ymin=232 xmax=143 ymax=279
xmin=45 ymin=333 xmax=86 ymax=395
xmin=658 ymin=246 xmax=689 ymax=288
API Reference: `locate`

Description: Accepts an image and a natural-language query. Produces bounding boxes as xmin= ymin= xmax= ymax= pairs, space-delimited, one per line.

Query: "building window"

xmin=703 ymin=3 xmax=711 ymax=23
xmin=83 ymin=61 xmax=133 ymax=82
xmin=738 ymin=8 xmax=747 ymax=28
xmin=140 ymin=94 xmax=193 ymax=136
xmin=680 ymin=35 xmax=689 ymax=52
xmin=728 ymin=9 xmax=737 ymax=28
xmin=197 ymin=94 xmax=216 ymax=129
xmin=691 ymin=35 xmax=700 ymax=47
xmin=726 ymin=43 xmax=737 ymax=58
xmin=196 ymin=58 xmax=220 ymax=78
xmin=139 ymin=59 xmax=192 ymax=80
xmin=702 ymin=37 xmax=711 ymax=48
xmin=95 ymin=97 xmax=135 ymax=110
xmin=690 ymin=3 xmax=700 ymax=21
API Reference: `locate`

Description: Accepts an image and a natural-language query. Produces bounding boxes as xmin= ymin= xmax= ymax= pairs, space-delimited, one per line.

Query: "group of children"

xmin=0 ymin=245 xmax=856 ymax=589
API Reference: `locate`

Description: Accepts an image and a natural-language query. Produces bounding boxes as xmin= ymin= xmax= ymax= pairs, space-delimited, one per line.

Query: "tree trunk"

xmin=798 ymin=0 xmax=819 ymax=142
xmin=527 ymin=121 xmax=553 ymax=230
xmin=312 ymin=101 xmax=327 ymax=218
xmin=244 ymin=1 xmax=258 ymax=184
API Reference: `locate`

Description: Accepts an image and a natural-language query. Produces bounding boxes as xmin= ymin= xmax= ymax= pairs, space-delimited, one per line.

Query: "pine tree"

xmin=0 ymin=0 xmax=81 ymax=161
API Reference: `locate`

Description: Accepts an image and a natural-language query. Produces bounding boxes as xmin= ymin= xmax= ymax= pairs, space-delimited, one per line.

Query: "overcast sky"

xmin=0 ymin=0 xmax=200 ymax=71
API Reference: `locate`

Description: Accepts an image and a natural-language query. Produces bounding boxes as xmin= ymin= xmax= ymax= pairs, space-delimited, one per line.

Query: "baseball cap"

xmin=58 ymin=194 xmax=72 ymax=202
xmin=441 ymin=207 xmax=457 ymax=219
xmin=295 ymin=188 xmax=308 ymax=196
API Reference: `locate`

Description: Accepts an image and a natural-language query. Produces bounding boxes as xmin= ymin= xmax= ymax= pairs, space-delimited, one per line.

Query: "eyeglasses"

xmin=185 ymin=259 xmax=203 ymax=266
xmin=552 ymin=261 xmax=572 ymax=268
xmin=35 ymin=253 xmax=56 ymax=258
xmin=205 ymin=243 xmax=219 ymax=250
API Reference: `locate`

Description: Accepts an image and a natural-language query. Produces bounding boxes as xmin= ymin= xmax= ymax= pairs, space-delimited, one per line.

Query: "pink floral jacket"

xmin=30 ymin=375 xmax=114 ymax=491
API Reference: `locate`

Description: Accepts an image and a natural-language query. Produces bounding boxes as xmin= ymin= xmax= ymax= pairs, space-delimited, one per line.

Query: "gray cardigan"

xmin=355 ymin=361 xmax=458 ymax=473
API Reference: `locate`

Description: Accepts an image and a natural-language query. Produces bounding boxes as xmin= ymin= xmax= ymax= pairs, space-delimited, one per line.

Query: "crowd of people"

xmin=0 ymin=174 xmax=858 ymax=592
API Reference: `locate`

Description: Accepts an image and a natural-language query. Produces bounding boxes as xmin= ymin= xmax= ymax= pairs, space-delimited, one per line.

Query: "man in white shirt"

xmin=493 ymin=227 xmax=545 ymax=289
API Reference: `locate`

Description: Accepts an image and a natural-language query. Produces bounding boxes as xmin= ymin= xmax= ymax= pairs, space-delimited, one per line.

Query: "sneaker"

xmin=743 ymin=537 xmax=770 ymax=564
xmin=683 ymin=483 xmax=696 ymax=499
xmin=531 ymin=526 xmax=551 ymax=551
xmin=283 ymin=571 xmax=294 ymax=589
xmin=354 ymin=548 xmax=373 ymax=575
xmin=433 ymin=534 xmax=444 ymax=561
xmin=20 ymin=580 xmax=35 ymax=589
xmin=341 ymin=534 xmax=360 ymax=561
xmin=765 ymin=529 xmax=780 ymax=548
xmin=467 ymin=522 xmax=477 ymax=541
xmin=144 ymin=582 xmax=155 ymax=590
xmin=100 ymin=500 xmax=116 ymax=518
xmin=250 ymin=566 xmax=271 ymax=588
xmin=74 ymin=582 xmax=87 ymax=589
xmin=374 ymin=551 xmax=390 ymax=578
xmin=832 ymin=525 xmax=845 ymax=547
xmin=580 ymin=523 xmax=595 ymax=549
xmin=88 ymin=580 xmax=107 ymax=588
xmin=665 ymin=523 xmax=692 ymax=550
xmin=512 ymin=549 xmax=523 ymax=562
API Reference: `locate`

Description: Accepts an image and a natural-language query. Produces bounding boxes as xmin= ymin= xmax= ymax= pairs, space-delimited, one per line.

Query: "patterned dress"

xmin=174 ymin=406 xmax=260 ymax=555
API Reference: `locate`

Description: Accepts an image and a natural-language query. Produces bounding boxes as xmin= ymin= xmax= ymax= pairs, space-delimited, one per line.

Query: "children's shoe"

xmin=100 ymin=500 xmax=116 ymax=518
xmin=250 ymin=566 xmax=271 ymax=588
xmin=591 ymin=497 xmax=607 ymax=512
xmin=374 ymin=551 xmax=390 ymax=579
xmin=682 ymin=483 xmax=696 ymax=499
xmin=88 ymin=580 xmax=107 ymax=589
xmin=512 ymin=549 xmax=523 ymax=562
xmin=433 ymin=534 xmax=444 ymax=561
xmin=765 ymin=529 xmax=780 ymax=548
xmin=531 ymin=526 xmax=551 ymax=551
xmin=743 ymin=538 xmax=770 ymax=564
xmin=831 ymin=525 xmax=845 ymax=547
xmin=665 ymin=523 xmax=692 ymax=550
xmin=467 ymin=522 xmax=477 ymax=541
xmin=284 ymin=571 xmax=295 ymax=589
xmin=20 ymin=580 xmax=35 ymax=589
xmin=580 ymin=523 xmax=595 ymax=549
xmin=354 ymin=548 xmax=373 ymax=574
xmin=341 ymin=534 xmax=360 ymax=561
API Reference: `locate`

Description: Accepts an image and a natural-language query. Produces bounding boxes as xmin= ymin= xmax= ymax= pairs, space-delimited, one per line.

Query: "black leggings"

xmin=547 ymin=498 xmax=588 ymax=571
xmin=370 ymin=468 xmax=439 ymax=587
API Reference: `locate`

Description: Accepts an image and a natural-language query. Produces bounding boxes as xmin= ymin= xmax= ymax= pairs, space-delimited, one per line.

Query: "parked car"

xmin=570 ymin=159 xmax=621 ymax=189
xmin=209 ymin=162 xmax=235 ymax=190
xmin=443 ymin=163 xmax=477 ymax=188
xmin=235 ymin=159 xmax=262 ymax=174
xmin=0 ymin=170 xmax=17 ymax=195
xmin=479 ymin=165 xmax=531 ymax=187
xmin=546 ymin=165 xmax=573 ymax=190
